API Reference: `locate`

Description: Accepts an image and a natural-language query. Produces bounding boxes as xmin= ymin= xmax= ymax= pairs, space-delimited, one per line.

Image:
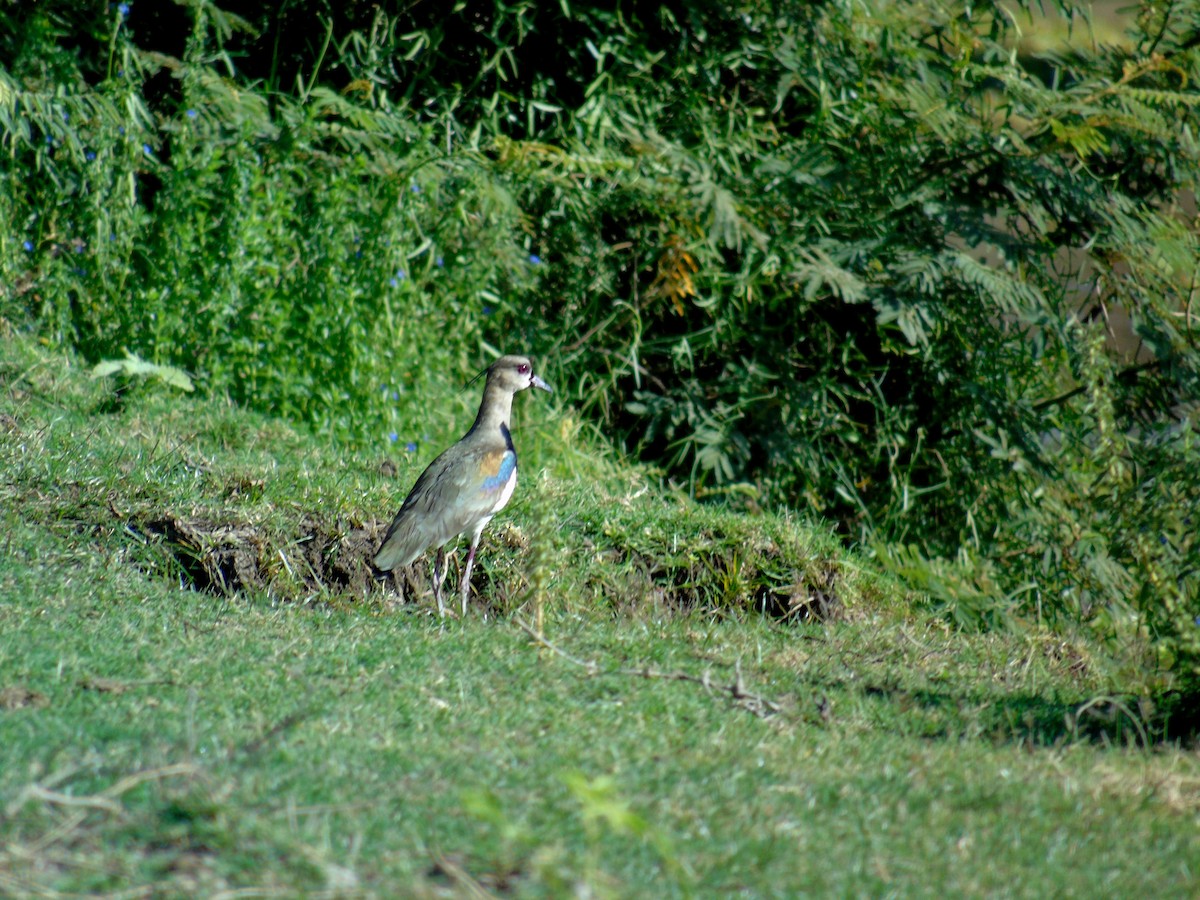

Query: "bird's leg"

xmin=459 ymin=533 xmax=483 ymax=617
xmin=433 ymin=547 xmax=448 ymax=618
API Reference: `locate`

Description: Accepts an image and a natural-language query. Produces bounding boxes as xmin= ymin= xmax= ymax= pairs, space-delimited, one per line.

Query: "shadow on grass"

xmin=814 ymin=674 xmax=1200 ymax=750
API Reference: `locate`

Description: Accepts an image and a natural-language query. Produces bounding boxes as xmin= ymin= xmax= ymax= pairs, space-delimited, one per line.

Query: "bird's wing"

xmin=373 ymin=443 xmax=517 ymax=571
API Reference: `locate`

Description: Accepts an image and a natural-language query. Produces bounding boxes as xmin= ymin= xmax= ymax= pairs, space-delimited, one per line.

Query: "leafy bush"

xmin=0 ymin=1 xmax=537 ymax=448
xmin=2 ymin=0 xmax=1198 ymax=685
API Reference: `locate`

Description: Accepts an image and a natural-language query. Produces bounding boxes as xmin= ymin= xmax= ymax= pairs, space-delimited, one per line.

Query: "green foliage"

xmin=2 ymin=1 xmax=1199 ymax=686
xmin=0 ymin=0 xmax=535 ymax=449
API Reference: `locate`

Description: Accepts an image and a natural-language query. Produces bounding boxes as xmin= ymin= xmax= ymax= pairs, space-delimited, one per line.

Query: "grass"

xmin=2 ymin=332 xmax=1199 ymax=897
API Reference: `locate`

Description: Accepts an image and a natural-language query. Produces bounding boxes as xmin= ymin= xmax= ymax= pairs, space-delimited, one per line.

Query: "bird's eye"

xmin=517 ymin=363 xmax=530 ymax=374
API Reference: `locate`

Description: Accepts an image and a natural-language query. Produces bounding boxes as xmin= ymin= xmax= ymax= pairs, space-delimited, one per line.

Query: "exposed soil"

xmin=126 ymin=510 xmax=845 ymax=622
xmin=135 ymin=514 xmax=386 ymax=600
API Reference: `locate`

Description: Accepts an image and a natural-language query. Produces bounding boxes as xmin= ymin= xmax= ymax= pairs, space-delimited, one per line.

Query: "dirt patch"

xmin=135 ymin=514 xmax=386 ymax=600
xmin=296 ymin=516 xmax=381 ymax=596
xmin=141 ymin=516 xmax=271 ymax=595
xmin=124 ymin=508 xmax=850 ymax=623
xmin=755 ymin=559 xmax=844 ymax=622
xmin=1 ymin=685 xmax=50 ymax=710
xmin=575 ymin=530 xmax=845 ymax=622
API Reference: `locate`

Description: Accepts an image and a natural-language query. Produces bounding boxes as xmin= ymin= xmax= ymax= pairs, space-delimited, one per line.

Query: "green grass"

xmin=2 ymin=334 xmax=1198 ymax=897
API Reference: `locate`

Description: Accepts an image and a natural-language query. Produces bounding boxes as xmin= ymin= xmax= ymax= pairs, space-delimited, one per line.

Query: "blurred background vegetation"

xmin=2 ymin=1 xmax=1197 ymax=687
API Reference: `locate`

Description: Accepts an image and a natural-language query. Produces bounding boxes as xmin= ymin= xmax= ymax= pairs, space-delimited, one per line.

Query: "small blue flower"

xmin=62 ymin=112 xmax=70 ymax=122
xmin=117 ymin=125 xmax=125 ymax=135
xmin=528 ymin=254 xmax=542 ymax=265
xmin=406 ymin=441 xmax=418 ymax=453
xmin=411 ymin=183 xmax=422 ymax=193
xmin=389 ymin=270 xmax=407 ymax=287
xmin=390 ymin=391 xmax=399 ymax=401
xmin=186 ymin=108 xmax=198 ymax=118
xmin=142 ymin=143 xmax=152 ymax=156
xmin=74 ymin=243 xmax=84 ymax=253
xmin=355 ymin=250 xmax=362 ymax=258
xmin=45 ymin=135 xmax=54 ymax=146
xmin=435 ymin=255 xmax=444 ymax=268
xmin=85 ymin=150 xmax=96 ymax=161
xmin=387 ymin=431 xmax=399 ymax=443
xmin=117 ymin=3 xmax=130 ymax=17
xmin=482 ymin=305 xmax=494 ymax=316
xmin=1195 ymin=615 xmax=1200 ymax=627
xmin=22 ymin=241 xmax=33 ymax=252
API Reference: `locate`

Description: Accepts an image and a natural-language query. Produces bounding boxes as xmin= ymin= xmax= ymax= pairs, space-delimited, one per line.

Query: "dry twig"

xmin=430 ymin=851 xmax=499 ymax=900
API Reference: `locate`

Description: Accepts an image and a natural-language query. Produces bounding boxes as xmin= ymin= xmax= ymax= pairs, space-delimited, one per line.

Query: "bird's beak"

xmin=531 ymin=374 xmax=553 ymax=393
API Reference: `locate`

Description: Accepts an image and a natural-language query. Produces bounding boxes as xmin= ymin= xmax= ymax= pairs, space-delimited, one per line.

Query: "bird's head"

xmin=488 ymin=355 xmax=553 ymax=395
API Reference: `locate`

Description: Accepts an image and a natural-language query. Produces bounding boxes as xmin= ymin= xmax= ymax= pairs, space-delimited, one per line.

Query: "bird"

xmin=373 ymin=354 xmax=553 ymax=617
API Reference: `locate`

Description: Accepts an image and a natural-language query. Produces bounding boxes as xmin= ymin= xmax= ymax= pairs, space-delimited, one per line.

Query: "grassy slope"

xmin=2 ymin=334 xmax=1198 ymax=897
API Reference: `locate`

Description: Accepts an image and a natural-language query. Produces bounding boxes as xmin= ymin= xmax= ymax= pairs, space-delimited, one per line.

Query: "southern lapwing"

xmin=374 ymin=355 xmax=552 ymax=616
